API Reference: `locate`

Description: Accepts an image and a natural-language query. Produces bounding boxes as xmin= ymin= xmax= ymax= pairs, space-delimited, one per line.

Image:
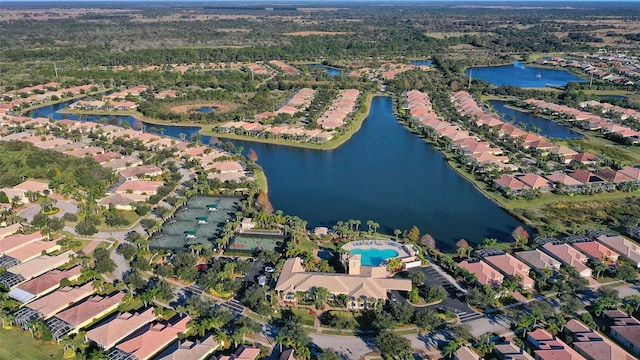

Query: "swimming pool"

xmin=349 ymin=248 xmax=399 ymax=266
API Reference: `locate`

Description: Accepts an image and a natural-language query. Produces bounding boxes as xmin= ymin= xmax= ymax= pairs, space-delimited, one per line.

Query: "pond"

xmin=489 ymin=100 xmax=583 ymax=139
xmin=309 ymin=64 xmax=341 ymax=76
xmin=230 ymin=96 xmax=526 ymax=251
xmin=198 ymin=106 xmax=215 ymax=114
xmin=410 ymin=60 xmax=432 ymax=66
xmin=466 ymin=61 xmax=584 ymax=88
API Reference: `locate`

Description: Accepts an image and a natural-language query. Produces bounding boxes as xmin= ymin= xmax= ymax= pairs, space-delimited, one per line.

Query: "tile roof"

xmin=86 ymin=308 xmax=156 ymax=349
xmin=54 ymin=292 xmax=126 ymax=326
xmin=484 ymin=253 xmax=535 ymax=288
xmin=542 ymin=243 xmax=592 ymax=277
xmin=528 ymin=328 xmax=587 ymax=360
xmin=564 ymin=319 xmax=636 ymax=360
xmin=514 ymin=249 xmax=561 ymax=271
xmin=458 ymin=259 xmax=504 ymax=286
xmin=154 ymin=333 xmax=220 ymax=360
xmin=115 ymin=315 xmax=191 ymax=360
xmin=25 ymin=283 xmax=94 ymax=319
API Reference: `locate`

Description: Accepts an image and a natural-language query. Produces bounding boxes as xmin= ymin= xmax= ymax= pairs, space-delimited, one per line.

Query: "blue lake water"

xmin=349 ymin=248 xmax=399 ymax=267
xmin=466 ymin=62 xmax=584 ymax=88
xmin=489 ymin=100 xmax=582 ymax=139
xmin=309 ymin=64 xmax=341 ymax=76
xmin=410 ymin=60 xmax=432 ymax=66
xmin=28 ymin=101 xmax=208 ymax=142
xmin=28 ymin=96 xmax=528 ymax=251
xmin=230 ymin=96 xmax=526 ymax=251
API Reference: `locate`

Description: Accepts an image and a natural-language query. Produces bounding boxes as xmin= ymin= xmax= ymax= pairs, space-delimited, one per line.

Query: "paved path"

xmin=309 ymin=333 xmax=376 ymax=360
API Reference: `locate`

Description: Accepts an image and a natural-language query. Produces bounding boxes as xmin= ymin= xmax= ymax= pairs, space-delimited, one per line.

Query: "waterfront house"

xmin=458 ymin=259 xmax=504 ymax=287
xmin=86 ymin=308 xmax=156 ymax=349
xmin=454 ymin=346 xmax=481 ymax=360
xmin=596 ymin=234 xmax=640 ymax=267
xmin=544 ymin=171 xmax=583 ymax=193
xmin=571 ymin=152 xmax=598 ymax=165
xmin=47 ymin=291 xmax=126 ymax=341
xmin=493 ymin=174 xmax=529 ymax=196
xmin=603 ymin=310 xmax=640 ymax=356
xmin=542 ymin=242 xmax=592 ymax=277
xmin=7 ymin=265 xmax=83 ymax=303
xmin=516 ymin=173 xmax=553 ymax=192
xmin=527 ymin=328 xmax=587 ymax=360
xmin=483 ymin=253 xmax=535 ymax=289
xmin=275 ymin=257 xmax=411 ymax=309
xmin=13 ymin=283 xmax=94 ymax=329
xmin=493 ymin=342 xmax=534 ymax=360
xmin=109 ymin=315 xmax=192 ymax=360
xmin=514 ymin=249 xmax=561 ymax=273
xmin=572 ymin=241 xmax=620 ymax=266
xmin=154 ymin=333 xmax=220 ymax=360
xmin=564 ymin=318 xmax=636 ymax=360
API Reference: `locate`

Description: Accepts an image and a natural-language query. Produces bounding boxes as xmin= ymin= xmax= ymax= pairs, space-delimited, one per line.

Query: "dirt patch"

xmin=169 ymin=102 xmax=237 ymax=114
xmin=286 ymin=31 xmax=350 ymax=36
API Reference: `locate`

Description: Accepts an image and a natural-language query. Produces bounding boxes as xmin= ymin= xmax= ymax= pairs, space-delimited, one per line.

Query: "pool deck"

xmin=342 ymin=240 xmax=411 ymax=259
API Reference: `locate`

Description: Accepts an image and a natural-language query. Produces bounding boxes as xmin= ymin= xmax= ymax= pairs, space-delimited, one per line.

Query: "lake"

xmin=29 ymin=101 xmax=207 ymax=142
xmin=466 ymin=62 xmax=584 ymax=88
xmin=230 ymin=96 xmax=526 ymax=251
xmin=309 ymin=64 xmax=341 ymax=76
xmin=410 ymin=60 xmax=432 ymax=66
xmin=29 ymin=96 xmax=527 ymax=250
xmin=489 ymin=100 xmax=582 ymax=139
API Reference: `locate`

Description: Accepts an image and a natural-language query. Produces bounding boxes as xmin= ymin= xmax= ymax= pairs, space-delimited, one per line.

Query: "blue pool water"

xmin=198 ymin=106 xmax=215 ymax=113
xmin=349 ymin=248 xmax=399 ymax=266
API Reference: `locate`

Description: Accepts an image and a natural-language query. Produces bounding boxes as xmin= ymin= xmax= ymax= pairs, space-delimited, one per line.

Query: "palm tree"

xmin=517 ymin=315 xmax=534 ymax=338
xmin=394 ymin=229 xmax=402 ymax=241
xmin=442 ymin=341 xmax=460 ymax=359
xmin=312 ymin=287 xmax=331 ymax=310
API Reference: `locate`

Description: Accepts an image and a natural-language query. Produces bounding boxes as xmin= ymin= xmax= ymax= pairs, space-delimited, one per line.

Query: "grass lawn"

xmin=0 ymin=327 xmax=66 ymax=360
xmin=297 ymin=238 xmax=320 ymax=252
xmin=96 ymin=210 xmax=140 ymax=231
xmin=279 ymin=307 xmax=316 ymax=326
xmin=254 ymin=168 xmax=268 ymax=193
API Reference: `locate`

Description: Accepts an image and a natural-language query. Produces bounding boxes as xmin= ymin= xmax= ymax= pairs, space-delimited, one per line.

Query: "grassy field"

xmin=0 ymin=327 xmax=66 ymax=360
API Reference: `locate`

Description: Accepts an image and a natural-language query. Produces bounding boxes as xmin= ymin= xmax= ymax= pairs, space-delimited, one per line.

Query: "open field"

xmin=0 ymin=328 xmax=66 ymax=360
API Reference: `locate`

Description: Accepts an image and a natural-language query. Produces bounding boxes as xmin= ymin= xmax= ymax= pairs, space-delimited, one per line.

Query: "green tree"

xmin=407 ymin=226 xmax=420 ymax=242
xmin=376 ymin=332 xmax=412 ymax=360
xmin=94 ymin=248 xmax=116 ymax=274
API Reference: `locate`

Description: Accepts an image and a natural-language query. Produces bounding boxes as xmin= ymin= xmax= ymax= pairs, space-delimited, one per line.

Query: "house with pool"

xmin=275 ymin=241 xmax=414 ymax=309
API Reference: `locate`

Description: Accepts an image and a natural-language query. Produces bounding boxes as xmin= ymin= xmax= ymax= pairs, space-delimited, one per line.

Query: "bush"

xmin=62 ymin=212 xmax=78 ymax=222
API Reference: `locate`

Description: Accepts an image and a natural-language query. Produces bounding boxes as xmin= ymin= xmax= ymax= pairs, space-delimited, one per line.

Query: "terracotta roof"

xmin=458 ymin=259 xmax=503 ymax=286
xmin=5 ymin=240 xmax=60 ymax=262
xmin=115 ymin=315 xmax=191 ymax=360
xmin=619 ymin=166 xmax=640 ymax=181
xmin=7 ymin=250 xmax=75 ymax=281
xmin=219 ymin=346 xmax=262 ymax=360
xmin=596 ymin=235 xmax=640 ymax=266
xmin=572 ymin=241 xmax=620 ymax=264
xmin=568 ymin=169 xmax=606 ymax=184
xmin=119 ymin=165 xmax=163 ymax=179
xmin=25 ymin=283 xmax=94 ymax=319
xmin=454 ymin=346 xmax=481 ymax=360
xmin=545 ymin=172 xmax=584 ymax=186
xmin=484 ymin=253 xmax=535 ymax=288
xmin=597 ymin=167 xmax=634 ymax=183
xmin=13 ymin=180 xmax=49 ymax=193
xmin=542 ymin=243 xmax=592 ymax=277
xmin=54 ymin=292 xmax=126 ymax=326
xmin=8 ymin=266 xmax=83 ymax=303
xmin=528 ymin=328 xmax=587 ymax=360
xmin=86 ymin=308 xmax=156 ymax=349
xmin=517 ymin=173 xmax=553 ymax=189
xmin=116 ymin=180 xmax=163 ymax=194
xmin=493 ymin=342 xmax=534 ymax=360
xmin=154 ymin=333 xmax=220 ymax=360
xmin=565 ymin=319 xmax=636 ymax=360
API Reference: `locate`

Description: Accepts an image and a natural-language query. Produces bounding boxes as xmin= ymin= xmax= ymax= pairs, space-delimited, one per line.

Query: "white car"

xmin=264 ymin=266 xmax=275 ymax=273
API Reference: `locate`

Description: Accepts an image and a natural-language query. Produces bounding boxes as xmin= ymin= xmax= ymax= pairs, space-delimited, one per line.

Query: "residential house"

xmin=494 ymin=175 xmax=530 ymax=197
xmin=7 ymin=266 xmax=83 ymax=303
xmin=527 ymin=328 xmax=587 ymax=360
xmin=98 ymin=193 xmax=147 ymax=211
xmin=218 ymin=346 xmax=262 ymax=360
xmin=568 ymin=169 xmax=610 ymax=191
xmin=0 ymin=250 xmax=75 ymax=289
xmin=619 ymin=166 xmax=640 ymax=185
xmin=545 ymin=171 xmax=584 ymax=193
xmin=86 ymin=308 xmax=156 ymax=350
xmin=603 ymin=310 xmax=640 ymax=356
xmin=154 ymin=333 xmax=220 ymax=360
xmin=119 ymin=165 xmax=163 ymax=180
xmin=108 ymin=315 xmax=192 ymax=360
xmin=572 ymin=241 xmax=620 ymax=266
xmin=597 ymin=167 xmax=635 ymax=186
xmin=47 ymin=291 xmax=126 ymax=341
xmin=517 ymin=173 xmax=554 ymax=192
xmin=275 ymin=257 xmax=411 ymax=309
xmin=542 ymin=243 xmax=593 ymax=277
xmin=564 ymin=318 xmax=636 ymax=360
xmin=458 ymin=259 xmax=504 ymax=287
xmin=115 ymin=180 xmax=163 ymax=196
xmin=13 ymin=180 xmax=51 ymax=195
xmin=596 ymin=234 xmax=640 ymax=267
xmin=493 ymin=342 xmax=534 ymax=360
xmin=483 ymin=253 xmax=535 ymax=289
xmin=279 ymin=349 xmax=297 ymax=360
xmin=13 ymin=283 xmax=94 ymax=329
xmin=0 ymin=223 xmax=22 ymax=239
xmin=102 ymin=156 xmax=143 ymax=171
xmin=454 ymin=346 xmax=481 ymax=360
xmin=0 ymin=231 xmax=45 ymax=253
xmin=514 ymin=249 xmax=561 ymax=274
xmin=1 ymin=240 xmax=61 ymax=269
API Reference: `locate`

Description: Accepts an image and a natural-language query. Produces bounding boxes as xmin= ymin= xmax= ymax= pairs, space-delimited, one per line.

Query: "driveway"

xmin=18 ymin=200 xmax=78 ymax=222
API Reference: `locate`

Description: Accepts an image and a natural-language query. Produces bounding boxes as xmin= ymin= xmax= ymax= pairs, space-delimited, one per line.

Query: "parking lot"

xmin=394 ymin=266 xmax=485 ymax=323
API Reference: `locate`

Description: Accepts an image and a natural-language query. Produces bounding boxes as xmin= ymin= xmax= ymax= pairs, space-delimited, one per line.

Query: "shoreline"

xmin=52 ymin=92 xmax=378 ymax=152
